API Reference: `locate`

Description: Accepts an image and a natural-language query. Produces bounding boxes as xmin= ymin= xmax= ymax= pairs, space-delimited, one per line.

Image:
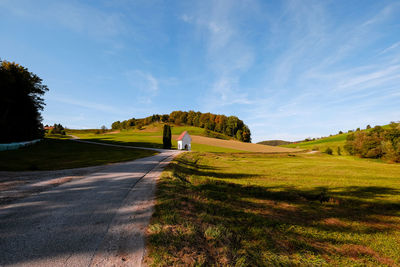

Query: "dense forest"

xmin=345 ymin=122 xmax=400 ymax=162
xmin=111 ymin=111 xmax=251 ymax=142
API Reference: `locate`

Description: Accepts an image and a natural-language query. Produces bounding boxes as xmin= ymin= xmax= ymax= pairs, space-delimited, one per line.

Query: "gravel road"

xmin=0 ymin=149 xmax=181 ymax=266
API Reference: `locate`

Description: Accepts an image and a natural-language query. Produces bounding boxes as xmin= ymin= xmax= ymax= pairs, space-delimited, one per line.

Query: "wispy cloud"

xmin=124 ymin=70 xmax=159 ymax=104
xmin=47 ymin=95 xmax=125 ymax=115
xmin=0 ymin=0 xmax=127 ymax=39
xmin=181 ymin=0 xmax=255 ymax=109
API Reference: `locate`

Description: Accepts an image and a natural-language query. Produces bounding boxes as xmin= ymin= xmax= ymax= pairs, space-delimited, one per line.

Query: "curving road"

xmin=0 ymin=145 xmax=181 ymax=266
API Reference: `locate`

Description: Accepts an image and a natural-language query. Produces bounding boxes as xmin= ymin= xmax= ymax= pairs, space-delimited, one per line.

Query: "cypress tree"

xmin=163 ymin=124 xmax=172 ymax=149
xmin=167 ymin=125 xmax=172 ymax=148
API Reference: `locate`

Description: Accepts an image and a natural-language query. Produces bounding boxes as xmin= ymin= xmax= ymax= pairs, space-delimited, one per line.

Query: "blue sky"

xmin=1 ymin=0 xmax=400 ymax=142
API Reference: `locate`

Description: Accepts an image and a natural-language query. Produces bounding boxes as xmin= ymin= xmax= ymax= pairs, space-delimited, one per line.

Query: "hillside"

xmin=69 ymin=123 xmax=300 ymax=153
xmin=257 ymin=140 xmax=292 ymax=146
xmin=111 ymin=110 xmax=251 ymax=142
xmin=282 ymin=123 xmax=392 ymax=155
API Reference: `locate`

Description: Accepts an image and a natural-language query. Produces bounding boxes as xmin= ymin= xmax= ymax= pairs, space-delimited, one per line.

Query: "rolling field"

xmin=146 ymin=152 xmax=400 ymax=266
xmin=184 ymin=135 xmax=300 ymax=153
xmin=282 ymin=124 xmax=393 ymax=155
xmin=68 ymin=125 xmax=300 ymax=153
xmin=284 ymin=133 xmax=348 ymax=154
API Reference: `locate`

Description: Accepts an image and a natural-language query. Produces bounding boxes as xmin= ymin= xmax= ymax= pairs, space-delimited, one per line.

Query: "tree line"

xmin=111 ymin=110 xmax=251 ymax=142
xmin=344 ymin=122 xmax=400 ymax=162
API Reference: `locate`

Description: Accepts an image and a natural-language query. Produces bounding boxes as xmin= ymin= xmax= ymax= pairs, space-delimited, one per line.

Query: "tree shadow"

xmin=148 ymin=163 xmax=400 ymax=266
xmin=82 ymin=137 xmax=166 ymax=149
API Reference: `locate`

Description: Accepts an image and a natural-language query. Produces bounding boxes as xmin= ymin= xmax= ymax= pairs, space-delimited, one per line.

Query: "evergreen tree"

xmin=163 ymin=124 xmax=172 ymax=149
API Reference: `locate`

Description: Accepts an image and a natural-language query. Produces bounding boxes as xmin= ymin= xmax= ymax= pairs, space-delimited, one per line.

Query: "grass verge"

xmin=146 ymin=152 xmax=400 ymax=266
xmin=0 ymin=138 xmax=157 ymax=171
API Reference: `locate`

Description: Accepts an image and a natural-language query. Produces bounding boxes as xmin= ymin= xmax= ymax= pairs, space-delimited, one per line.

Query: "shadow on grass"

xmin=147 ymin=157 xmax=400 ymax=266
xmin=81 ymin=137 xmax=166 ymax=149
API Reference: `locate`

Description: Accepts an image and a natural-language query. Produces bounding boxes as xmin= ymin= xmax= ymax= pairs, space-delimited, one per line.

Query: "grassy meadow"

xmin=68 ymin=126 xmax=209 ymax=150
xmin=68 ymin=124 xmax=299 ymax=153
xmin=283 ymin=133 xmax=349 ymax=155
xmin=0 ymin=138 xmax=157 ymax=171
xmin=282 ymin=124 xmax=393 ymax=155
xmin=146 ymin=152 xmax=400 ymax=266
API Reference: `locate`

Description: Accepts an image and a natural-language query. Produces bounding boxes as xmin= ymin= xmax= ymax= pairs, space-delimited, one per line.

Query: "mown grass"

xmin=283 ymin=134 xmax=348 ymax=155
xmin=68 ymin=126 xmax=244 ymax=153
xmin=0 ymin=138 xmax=157 ymax=171
xmin=146 ymin=152 xmax=400 ymax=266
xmin=282 ymin=124 xmax=393 ymax=155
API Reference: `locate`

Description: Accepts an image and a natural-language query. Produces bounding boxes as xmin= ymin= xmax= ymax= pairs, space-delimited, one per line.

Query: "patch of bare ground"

xmin=323 ymin=217 xmax=348 ymax=228
xmin=103 ymin=130 xmax=120 ymax=134
xmin=336 ymin=244 xmax=396 ymax=266
xmin=171 ymin=135 xmax=302 ymax=153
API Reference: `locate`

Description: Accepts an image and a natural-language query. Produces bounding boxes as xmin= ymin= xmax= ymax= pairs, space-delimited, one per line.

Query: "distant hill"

xmin=111 ymin=110 xmax=251 ymax=142
xmin=281 ymin=123 xmax=393 ymax=155
xmin=257 ymin=140 xmax=292 ymax=146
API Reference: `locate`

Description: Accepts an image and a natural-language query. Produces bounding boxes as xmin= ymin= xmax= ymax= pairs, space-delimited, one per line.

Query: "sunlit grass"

xmin=68 ymin=125 xmax=244 ymax=152
xmin=146 ymin=152 xmax=400 ymax=266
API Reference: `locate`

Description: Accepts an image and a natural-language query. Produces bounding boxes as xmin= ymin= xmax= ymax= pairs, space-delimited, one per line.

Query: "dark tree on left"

xmin=0 ymin=60 xmax=48 ymax=143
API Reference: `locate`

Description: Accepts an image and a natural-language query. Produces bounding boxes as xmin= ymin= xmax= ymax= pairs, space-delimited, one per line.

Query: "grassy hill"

xmin=281 ymin=124 xmax=392 ymax=155
xmin=283 ymin=133 xmax=349 ymax=154
xmin=68 ymin=123 xmax=300 ymax=153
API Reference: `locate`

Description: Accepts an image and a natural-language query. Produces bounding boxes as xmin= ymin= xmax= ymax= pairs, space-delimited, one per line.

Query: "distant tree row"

xmin=111 ymin=110 xmax=251 ymax=142
xmin=344 ymin=122 xmax=400 ymax=162
xmin=0 ymin=60 xmax=48 ymax=143
xmin=47 ymin=124 xmax=66 ymax=135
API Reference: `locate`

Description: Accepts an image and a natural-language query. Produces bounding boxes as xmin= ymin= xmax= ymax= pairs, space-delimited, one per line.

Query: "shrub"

xmin=337 ymin=147 xmax=341 ymax=155
xmin=325 ymin=147 xmax=333 ymax=155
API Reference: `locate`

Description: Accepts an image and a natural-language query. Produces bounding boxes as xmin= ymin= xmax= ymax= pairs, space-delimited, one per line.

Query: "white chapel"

xmin=177 ymin=131 xmax=191 ymax=150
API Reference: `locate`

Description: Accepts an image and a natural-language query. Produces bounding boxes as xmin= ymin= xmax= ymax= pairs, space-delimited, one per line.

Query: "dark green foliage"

xmin=366 ymin=125 xmax=371 ymax=129
xmin=339 ymin=131 xmax=343 ymax=134
xmin=163 ymin=124 xmax=172 ymax=149
xmin=49 ymin=124 xmax=65 ymax=135
xmin=337 ymin=146 xmax=341 ymax=155
xmin=0 ymin=60 xmax=48 ymax=143
xmin=111 ymin=121 xmax=121 ymax=129
xmin=325 ymin=147 xmax=333 ymax=155
xmin=345 ymin=123 xmax=400 ymax=162
xmin=111 ymin=110 xmax=252 ymax=142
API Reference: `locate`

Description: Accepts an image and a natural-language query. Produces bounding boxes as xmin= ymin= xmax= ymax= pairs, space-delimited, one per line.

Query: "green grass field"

xmin=283 ymin=133 xmax=349 ymax=154
xmin=146 ymin=152 xmax=400 ymax=266
xmin=68 ymin=125 xmax=244 ymax=153
xmin=282 ymin=124 xmax=393 ymax=155
xmin=0 ymin=138 xmax=157 ymax=171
